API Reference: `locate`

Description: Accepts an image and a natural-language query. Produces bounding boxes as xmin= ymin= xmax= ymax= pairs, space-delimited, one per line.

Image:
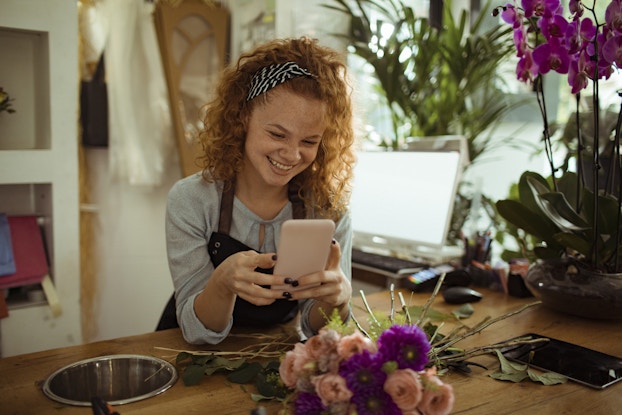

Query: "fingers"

xmin=324 ymin=239 xmax=341 ymax=271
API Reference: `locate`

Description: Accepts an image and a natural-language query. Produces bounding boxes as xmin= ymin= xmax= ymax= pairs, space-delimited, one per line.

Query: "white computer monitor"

xmin=350 ymin=136 xmax=468 ymax=264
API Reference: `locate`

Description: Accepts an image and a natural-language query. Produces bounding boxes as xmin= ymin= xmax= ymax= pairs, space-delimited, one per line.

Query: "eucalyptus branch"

xmin=349 ymin=309 xmax=371 ymax=338
xmin=431 ymin=337 xmax=550 ymax=366
xmin=433 ymin=301 xmax=541 ymax=355
xmin=359 ymin=290 xmax=379 ymax=326
xmin=398 ymin=291 xmax=412 ymax=325
xmin=155 ymin=346 xmax=290 ymax=360
xmin=414 ymin=272 xmax=446 ymax=326
xmin=389 ymin=283 xmax=396 ymax=324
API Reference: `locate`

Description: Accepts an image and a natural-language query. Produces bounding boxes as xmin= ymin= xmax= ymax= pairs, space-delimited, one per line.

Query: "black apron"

xmin=156 ymin=183 xmax=306 ymax=331
xmin=206 ymin=183 xmax=306 ymax=327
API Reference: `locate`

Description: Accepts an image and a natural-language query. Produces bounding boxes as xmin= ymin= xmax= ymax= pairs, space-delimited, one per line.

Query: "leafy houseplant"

xmin=493 ymin=0 xmax=622 ymax=319
xmin=325 ymin=0 xmax=516 ymax=159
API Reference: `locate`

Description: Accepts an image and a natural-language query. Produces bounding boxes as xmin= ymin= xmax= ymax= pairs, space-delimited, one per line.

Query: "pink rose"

xmin=305 ymin=329 xmax=341 ymax=373
xmin=311 ymin=373 xmax=352 ymax=406
xmin=383 ymin=369 xmax=423 ymax=412
xmin=279 ymin=342 xmax=312 ymax=388
xmin=417 ymin=368 xmax=455 ymax=415
xmin=337 ymin=330 xmax=377 ymax=360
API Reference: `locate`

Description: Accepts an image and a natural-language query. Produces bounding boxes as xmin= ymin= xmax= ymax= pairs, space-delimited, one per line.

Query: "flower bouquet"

xmin=279 ymin=323 xmax=453 ymax=415
xmin=164 ymin=279 xmax=548 ymax=414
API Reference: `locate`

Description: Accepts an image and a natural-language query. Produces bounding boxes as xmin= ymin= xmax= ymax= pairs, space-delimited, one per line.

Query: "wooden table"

xmin=1 ymin=288 xmax=621 ymax=414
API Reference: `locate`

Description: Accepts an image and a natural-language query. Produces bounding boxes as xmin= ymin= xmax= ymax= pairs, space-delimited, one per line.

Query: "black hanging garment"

xmin=80 ymin=54 xmax=109 ymax=147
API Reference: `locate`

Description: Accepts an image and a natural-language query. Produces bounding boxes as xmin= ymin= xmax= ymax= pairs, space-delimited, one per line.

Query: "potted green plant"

xmin=493 ymin=0 xmax=622 ymax=319
xmin=325 ymin=0 xmax=516 ymax=157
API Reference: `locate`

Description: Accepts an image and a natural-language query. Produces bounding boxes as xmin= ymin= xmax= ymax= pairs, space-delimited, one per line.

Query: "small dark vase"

xmin=525 ymin=258 xmax=622 ymax=320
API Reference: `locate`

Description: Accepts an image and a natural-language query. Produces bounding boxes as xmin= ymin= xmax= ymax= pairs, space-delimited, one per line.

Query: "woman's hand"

xmin=209 ymin=251 xmax=285 ymax=306
xmin=284 ymin=240 xmax=352 ymax=309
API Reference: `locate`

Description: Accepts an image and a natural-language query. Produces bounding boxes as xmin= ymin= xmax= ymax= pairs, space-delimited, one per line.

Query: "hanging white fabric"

xmin=99 ymin=0 xmax=175 ymax=186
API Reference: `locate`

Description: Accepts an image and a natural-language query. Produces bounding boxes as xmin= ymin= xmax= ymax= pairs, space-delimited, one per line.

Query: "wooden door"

xmin=154 ymin=0 xmax=229 ymax=177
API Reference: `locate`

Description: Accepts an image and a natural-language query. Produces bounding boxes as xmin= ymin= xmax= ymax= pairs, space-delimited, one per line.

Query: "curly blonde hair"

xmin=198 ymin=37 xmax=356 ymax=220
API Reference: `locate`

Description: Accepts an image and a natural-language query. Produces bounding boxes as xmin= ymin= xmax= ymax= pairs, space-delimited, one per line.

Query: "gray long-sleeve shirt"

xmin=165 ymin=173 xmax=352 ymax=344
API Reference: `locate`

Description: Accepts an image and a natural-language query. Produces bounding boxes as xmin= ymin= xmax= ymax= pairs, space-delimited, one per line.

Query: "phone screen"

xmin=501 ymin=333 xmax=622 ymax=389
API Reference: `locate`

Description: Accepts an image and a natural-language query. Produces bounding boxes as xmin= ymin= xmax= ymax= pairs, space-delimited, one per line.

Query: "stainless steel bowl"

xmin=42 ymin=354 xmax=178 ymax=406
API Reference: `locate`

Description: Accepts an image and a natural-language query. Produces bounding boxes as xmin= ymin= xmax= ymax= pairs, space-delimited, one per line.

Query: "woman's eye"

xmin=269 ymin=131 xmax=285 ymax=139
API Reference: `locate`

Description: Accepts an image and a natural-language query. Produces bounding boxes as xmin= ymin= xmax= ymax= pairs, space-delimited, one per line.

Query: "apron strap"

xmin=218 ymin=182 xmax=235 ymax=234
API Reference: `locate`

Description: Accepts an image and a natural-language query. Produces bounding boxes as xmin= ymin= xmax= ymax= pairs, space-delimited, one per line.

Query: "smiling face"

xmin=240 ymin=88 xmax=327 ymax=193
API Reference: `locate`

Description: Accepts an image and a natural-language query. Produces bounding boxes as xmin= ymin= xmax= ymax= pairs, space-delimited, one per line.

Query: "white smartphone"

xmin=272 ymin=219 xmax=335 ymax=290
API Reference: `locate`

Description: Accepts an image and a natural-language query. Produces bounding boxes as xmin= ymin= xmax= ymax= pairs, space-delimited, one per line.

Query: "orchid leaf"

xmin=582 ymin=189 xmax=621 ymax=234
xmin=518 ymin=171 xmax=551 ymax=212
xmin=526 ymin=176 xmax=589 ymax=231
xmin=553 ymin=233 xmax=592 ymax=257
xmin=495 ymin=199 xmax=561 ymax=245
xmin=538 ymin=192 xmax=590 ymax=230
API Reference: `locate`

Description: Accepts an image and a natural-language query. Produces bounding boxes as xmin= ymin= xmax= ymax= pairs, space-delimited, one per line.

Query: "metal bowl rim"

xmin=41 ymin=354 xmax=178 ymax=407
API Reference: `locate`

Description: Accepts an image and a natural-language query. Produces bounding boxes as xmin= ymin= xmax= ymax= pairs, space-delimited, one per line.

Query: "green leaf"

xmin=490 ymin=349 xmax=567 ymax=386
xmin=204 ymin=356 xmax=245 ymax=375
xmin=538 ymin=192 xmax=590 ymax=230
xmin=495 ymin=199 xmax=560 ymax=244
xmin=227 ymin=362 xmax=263 ymax=384
xmin=176 ymin=351 xmax=192 ymax=364
xmin=452 ymin=303 xmax=474 ymax=319
xmin=192 ymin=354 xmax=216 ymax=366
xmin=527 ymin=369 xmax=567 ymax=385
xmin=406 ymin=305 xmax=454 ymax=321
xmin=526 ymin=176 xmax=589 ymax=231
xmin=518 ymin=171 xmax=550 ymax=212
xmin=182 ymin=364 xmax=207 ymax=386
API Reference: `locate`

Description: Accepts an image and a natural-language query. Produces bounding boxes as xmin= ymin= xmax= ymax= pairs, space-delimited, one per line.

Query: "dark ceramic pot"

xmin=525 ymin=258 xmax=622 ymax=320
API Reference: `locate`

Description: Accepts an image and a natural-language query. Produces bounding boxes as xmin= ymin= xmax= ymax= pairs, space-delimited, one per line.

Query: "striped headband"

xmin=246 ymin=61 xmax=316 ymax=101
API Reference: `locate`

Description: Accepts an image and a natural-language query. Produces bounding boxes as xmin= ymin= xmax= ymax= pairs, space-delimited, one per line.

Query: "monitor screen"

xmin=350 ymin=141 xmax=465 ymax=262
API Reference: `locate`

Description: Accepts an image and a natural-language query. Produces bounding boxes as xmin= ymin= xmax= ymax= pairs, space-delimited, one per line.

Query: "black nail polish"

xmin=291 ymin=280 xmax=299 ymax=287
xmin=284 ymin=277 xmax=293 ymax=284
xmin=272 ymin=254 xmax=277 ymax=261
xmin=282 ymin=292 xmax=292 ymax=299
xmin=332 ymin=239 xmax=337 ymax=245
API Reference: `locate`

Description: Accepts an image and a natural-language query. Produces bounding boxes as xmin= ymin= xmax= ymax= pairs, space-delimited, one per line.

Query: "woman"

xmin=165 ymin=37 xmax=356 ymax=344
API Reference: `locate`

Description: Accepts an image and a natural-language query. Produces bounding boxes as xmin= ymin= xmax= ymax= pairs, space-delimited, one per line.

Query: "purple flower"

xmin=568 ymin=56 xmax=589 ymax=94
xmin=522 ymin=0 xmax=562 ymax=18
xmin=605 ymin=0 xmax=622 ymax=33
xmin=339 ymin=350 xmax=386 ymax=394
xmin=501 ymin=3 xmax=520 ymax=27
xmin=602 ymin=34 xmax=622 ymax=67
xmin=579 ymin=16 xmax=597 ymax=44
xmin=295 ymin=391 xmax=326 ymax=415
xmin=517 ymin=50 xmax=539 ymax=83
xmin=350 ymin=388 xmax=401 ymax=415
xmin=569 ymin=0 xmax=584 ymax=16
xmin=376 ymin=324 xmax=430 ymax=371
xmin=538 ymin=14 xmax=569 ymax=40
xmin=564 ymin=20 xmax=581 ymax=54
xmin=532 ymin=37 xmax=571 ymax=74
xmin=513 ymin=24 xmax=528 ymax=57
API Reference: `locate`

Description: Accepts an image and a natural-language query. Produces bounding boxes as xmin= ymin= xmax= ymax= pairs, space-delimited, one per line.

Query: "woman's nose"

xmin=280 ymin=141 xmax=301 ymax=161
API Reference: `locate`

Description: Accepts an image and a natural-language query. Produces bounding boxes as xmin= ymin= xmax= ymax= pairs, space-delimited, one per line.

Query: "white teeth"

xmin=269 ymin=157 xmax=293 ymax=171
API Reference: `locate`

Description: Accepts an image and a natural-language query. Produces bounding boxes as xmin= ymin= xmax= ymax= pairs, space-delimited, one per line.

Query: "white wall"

xmin=86 ymin=149 xmax=179 ymax=341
